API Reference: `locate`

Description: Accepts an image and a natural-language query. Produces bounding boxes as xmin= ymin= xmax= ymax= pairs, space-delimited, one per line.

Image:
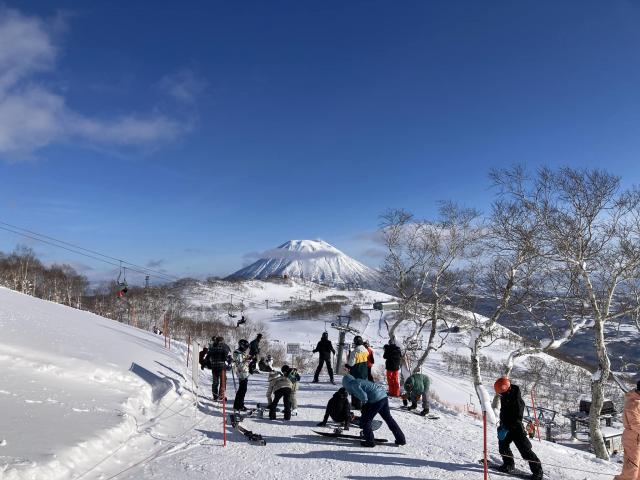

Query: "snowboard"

xmin=478 ymin=460 xmax=532 ymax=479
xmin=395 ymin=407 xmax=440 ymax=419
xmin=229 ymin=413 xmax=266 ymax=446
xmin=313 ymin=430 xmax=389 ymax=443
xmin=351 ymin=417 xmax=383 ymax=431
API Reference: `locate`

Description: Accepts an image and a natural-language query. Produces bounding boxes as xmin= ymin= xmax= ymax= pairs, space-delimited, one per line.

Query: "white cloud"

xmin=157 ymin=69 xmax=207 ymax=104
xmin=0 ymin=8 xmax=186 ymax=160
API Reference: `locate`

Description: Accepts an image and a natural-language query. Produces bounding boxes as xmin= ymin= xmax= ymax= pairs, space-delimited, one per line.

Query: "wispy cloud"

xmin=157 ymin=68 xmax=207 ymax=104
xmin=0 ymin=8 xmax=186 ymax=161
xmin=146 ymin=259 xmax=165 ymax=268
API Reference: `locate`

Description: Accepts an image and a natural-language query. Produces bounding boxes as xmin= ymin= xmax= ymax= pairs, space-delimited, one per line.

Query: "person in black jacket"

xmin=383 ymin=339 xmax=402 ymax=397
xmin=312 ymin=332 xmax=335 ymax=384
xmin=204 ymin=336 xmax=232 ymax=401
xmin=316 ymin=387 xmax=352 ymax=429
xmin=248 ymin=333 xmax=262 ymax=374
xmin=494 ymin=377 xmax=543 ymax=480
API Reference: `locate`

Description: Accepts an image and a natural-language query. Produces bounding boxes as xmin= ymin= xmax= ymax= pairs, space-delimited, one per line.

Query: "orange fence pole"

xmin=531 ymin=388 xmax=541 ymax=442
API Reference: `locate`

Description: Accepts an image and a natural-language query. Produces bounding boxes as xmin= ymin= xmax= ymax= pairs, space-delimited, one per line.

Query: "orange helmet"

xmin=494 ymin=377 xmax=511 ymax=394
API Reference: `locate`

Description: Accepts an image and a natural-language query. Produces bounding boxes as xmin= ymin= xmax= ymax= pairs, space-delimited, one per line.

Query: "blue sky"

xmin=1 ymin=1 xmax=640 ymax=283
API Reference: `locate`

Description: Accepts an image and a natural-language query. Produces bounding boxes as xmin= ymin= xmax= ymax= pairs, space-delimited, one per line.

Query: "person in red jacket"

xmin=615 ymin=381 xmax=640 ymax=480
xmin=364 ymin=341 xmax=375 ymax=382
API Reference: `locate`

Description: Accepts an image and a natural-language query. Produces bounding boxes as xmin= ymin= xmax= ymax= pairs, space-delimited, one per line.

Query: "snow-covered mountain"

xmin=226 ymin=239 xmax=384 ymax=289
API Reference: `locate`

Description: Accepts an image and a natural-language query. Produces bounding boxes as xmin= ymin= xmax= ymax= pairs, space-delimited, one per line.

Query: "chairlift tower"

xmin=330 ymin=314 xmax=360 ymax=375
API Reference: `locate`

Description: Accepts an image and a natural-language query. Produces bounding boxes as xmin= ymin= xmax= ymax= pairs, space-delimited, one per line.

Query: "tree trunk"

xmin=589 ymin=318 xmax=611 ymax=460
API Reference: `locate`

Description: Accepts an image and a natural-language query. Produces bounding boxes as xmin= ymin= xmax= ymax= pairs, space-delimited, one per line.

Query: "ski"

xmin=478 ymin=460 xmax=532 ymax=479
xmin=229 ymin=413 xmax=266 ymax=446
xmin=313 ymin=430 xmax=388 ymax=443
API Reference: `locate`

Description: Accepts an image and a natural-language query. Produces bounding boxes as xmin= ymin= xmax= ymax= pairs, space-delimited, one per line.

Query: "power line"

xmin=0 ymin=220 xmax=279 ymax=309
xmin=0 ymin=220 xmax=179 ymax=281
xmin=0 ymin=224 xmax=176 ymax=283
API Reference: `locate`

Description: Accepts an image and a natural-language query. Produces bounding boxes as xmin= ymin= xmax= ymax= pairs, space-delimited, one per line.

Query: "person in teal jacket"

xmin=342 ymin=374 xmax=406 ymax=447
xmin=404 ymin=372 xmax=431 ymax=416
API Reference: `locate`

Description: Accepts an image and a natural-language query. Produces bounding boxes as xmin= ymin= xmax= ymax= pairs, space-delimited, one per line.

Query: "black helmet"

xmin=216 ymin=336 xmax=224 ymax=343
xmin=281 ymin=365 xmax=291 ymax=375
xmin=321 ymin=332 xmax=328 ymax=338
xmin=238 ymin=339 xmax=249 ymax=350
xmin=353 ymin=335 xmax=364 ymax=346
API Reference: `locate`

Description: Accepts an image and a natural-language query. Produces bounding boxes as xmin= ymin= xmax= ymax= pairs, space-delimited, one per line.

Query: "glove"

xmin=316 ymin=421 xmax=327 ymax=427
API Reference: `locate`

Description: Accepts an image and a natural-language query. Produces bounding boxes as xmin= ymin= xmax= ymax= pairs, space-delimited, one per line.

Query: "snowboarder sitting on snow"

xmin=199 ymin=347 xmax=209 ymax=370
xmin=258 ymin=355 xmax=275 ymax=372
xmin=232 ymin=339 xmax=251 ymax=411
xmin=614 ymin=380 xmax=640 ymax=480
xmin=494 ymin=377 xmax=543 ymax=480
xmin=403 ymin=372 xmax=431 ymax=416
xmin=267 ymin=365 xmax=293 ymax=420
xmin=317 ymin=387 xmax=352 ymax=430
xmin=342 ymin=373 xmax=406 ymax=447
xmin=312 ymin=332 xmax=335 ymax=384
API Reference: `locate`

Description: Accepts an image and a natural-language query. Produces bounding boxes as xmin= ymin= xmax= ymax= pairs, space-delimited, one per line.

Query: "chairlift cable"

xmin=0 ymin=220 xmax=179 ymax=281
xmin=0 ymin=224 xmax=176 ymax=283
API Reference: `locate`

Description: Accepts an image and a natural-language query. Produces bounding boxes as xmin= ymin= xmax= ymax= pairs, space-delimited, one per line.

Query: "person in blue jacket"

xmin=342 ymin=374 xmax=406 ymax=447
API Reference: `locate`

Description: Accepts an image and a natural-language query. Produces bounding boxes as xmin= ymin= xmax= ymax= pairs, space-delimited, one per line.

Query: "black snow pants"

xmin=211 ymin=367 xmax=226 ymax=400
xmin=270 ymin=387 xmax=292 ymax=420
xmin=499 ymin=423 xmax=542 ymax=475
xmin=233 ymin=378 xmax=248 ymax=410
xmin=313 ymin=358 xmax=334 ymax=382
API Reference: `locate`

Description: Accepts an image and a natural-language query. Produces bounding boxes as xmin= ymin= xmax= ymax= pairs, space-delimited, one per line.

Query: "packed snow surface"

xmin=226 ymin=240 xmax=383 ymax=290
xmin=0 ymin=286 xmax=623 ymax=479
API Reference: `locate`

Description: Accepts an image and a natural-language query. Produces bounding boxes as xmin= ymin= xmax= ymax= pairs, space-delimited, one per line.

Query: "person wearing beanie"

xmin=494 ymin=377 xmax=543 ymax=480
xmin=282 ymin=364 xmax=301 ymax=415
xmin=267 ymin=365 xmax=293 ymax=420
xmin=614 ymin=380 xmax=640 ymax=480
xmin=317 ymin=387 xmax=352 ymax=430
xmin=312 ymin=332 xmax=336 ymax=384
xmin=346 ymin=335 xmax=369 ymax=409
xmin=383 ymin=339 xmax=402 ymax=397
xmin=248 ymin=333 xmax=263 ymax=374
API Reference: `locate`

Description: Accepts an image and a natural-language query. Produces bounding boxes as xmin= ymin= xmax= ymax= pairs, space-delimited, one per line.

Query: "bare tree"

xmin=379 ymin=203 xmax=482 ymax=373
xmin=492 ymin=166 xmax=640 ymax=459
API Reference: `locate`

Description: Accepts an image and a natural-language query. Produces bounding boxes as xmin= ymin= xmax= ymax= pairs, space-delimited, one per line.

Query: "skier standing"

xmin=316 ymin=387 xmax=352 ymax=430
xmin=232 ymin=339 xmax=251 ymax=411
xmin=312 ymin=332 xmax=335 ymax=384
xmin=267 ymin=366 xmax=293 ymax=420
xmin=494 ymin=377 xmax=543 ymax=480
xmin=204 ymin=336 xmax=231 ymax=401
xmin=342 ymin=374 xmax=406 ymax=447
xmin=346 ymin=335 xmax=369 ymax=409
xmin=383 ymin=339 xmax=402 ymax=397
xmin=248 ymin=333 xmax=263 ymax=374
xmin=614 ymin=380 xmax=640 ymax=480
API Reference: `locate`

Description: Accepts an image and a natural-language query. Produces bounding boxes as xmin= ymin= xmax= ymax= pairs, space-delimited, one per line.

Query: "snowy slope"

xmin=0 ymin=286 xmax=623 ymax=479
xmin=226 ymin=240 xmax=384 ymax=290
